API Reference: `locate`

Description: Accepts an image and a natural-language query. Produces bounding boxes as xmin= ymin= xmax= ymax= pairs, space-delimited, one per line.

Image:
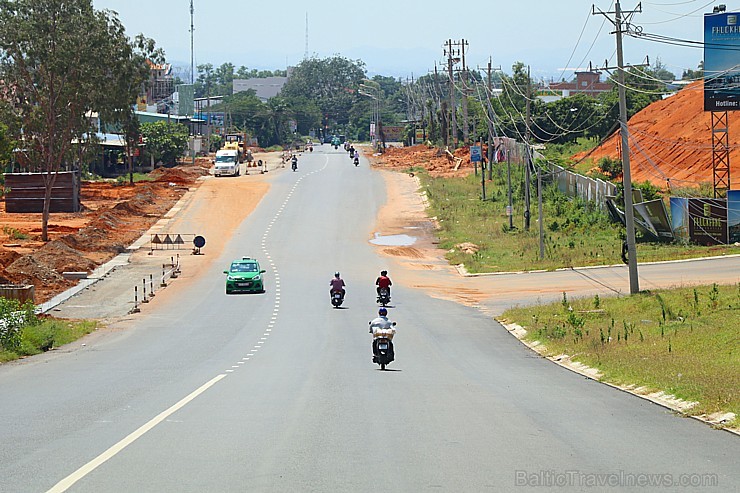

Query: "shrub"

xmin=0 ymin=298 xmax=37 ymax=352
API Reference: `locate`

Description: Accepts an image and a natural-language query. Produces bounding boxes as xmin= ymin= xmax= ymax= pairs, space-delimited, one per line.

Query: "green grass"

xmin=0 ymin=299 xmax=98 ymax=363
xmin=502 ymin=284 xmax=740 ymax=424
xmin=2 ymin=226 xmax=29 ymax=240
xmin=115 ymin=173 xmax=153 ymax=185
xmin=418 ymin=170 xmax=739 ymax=273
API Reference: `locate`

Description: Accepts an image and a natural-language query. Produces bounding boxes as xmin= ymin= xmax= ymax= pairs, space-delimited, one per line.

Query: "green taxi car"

xmin=224 ymin=257 xmax=266 ymax=294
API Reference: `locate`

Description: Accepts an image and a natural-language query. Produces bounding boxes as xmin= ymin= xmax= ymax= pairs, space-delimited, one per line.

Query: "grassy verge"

xmin=1 ymin=299 xmax=97 ymax=364
xmin=417 ymin=170 xmax=739 ymax=273
xmin=501 ymin=284 xmax=739 ymax=425
xmin=116 ymin=172 xmax=154 ymax=184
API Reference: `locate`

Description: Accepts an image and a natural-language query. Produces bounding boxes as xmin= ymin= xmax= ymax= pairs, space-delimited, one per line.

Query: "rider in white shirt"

xmin=369 ymin=307 xmax=395 ymax=361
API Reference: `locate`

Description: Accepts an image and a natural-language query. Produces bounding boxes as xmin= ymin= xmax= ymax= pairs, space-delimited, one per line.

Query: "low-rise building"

xmin=549 ymin=71 xmax=612 ymax=97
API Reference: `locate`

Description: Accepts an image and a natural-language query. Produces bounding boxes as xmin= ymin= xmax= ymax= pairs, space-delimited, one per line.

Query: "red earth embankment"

xmin=575 ymin=81 xmax=740 ymax=189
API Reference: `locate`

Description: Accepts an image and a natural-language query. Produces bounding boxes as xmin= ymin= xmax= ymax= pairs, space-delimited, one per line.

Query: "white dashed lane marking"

xmin=45 ymin=156 xmax=331 ymax=493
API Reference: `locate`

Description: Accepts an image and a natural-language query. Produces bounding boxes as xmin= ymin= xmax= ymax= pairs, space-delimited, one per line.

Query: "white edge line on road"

xmin=47 ymin=374 xmax=227 ymax=493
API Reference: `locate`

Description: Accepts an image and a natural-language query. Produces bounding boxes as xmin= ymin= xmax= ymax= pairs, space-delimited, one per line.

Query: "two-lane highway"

xmin=0 ymin=145 xmax=737 ymax=492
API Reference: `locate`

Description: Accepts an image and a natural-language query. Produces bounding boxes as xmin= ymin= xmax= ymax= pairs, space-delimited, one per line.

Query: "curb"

xmin=497 ymin=319 xmax=740 ymax=437
xmin=455 ymin=253 xmax=740 ymax=277
xmin=37 ymin=184 xmax=201 ymax=314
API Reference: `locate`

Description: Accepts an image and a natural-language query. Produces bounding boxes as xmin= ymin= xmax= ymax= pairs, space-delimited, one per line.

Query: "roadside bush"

xmin=597 ymin=156 xmax=622 ymax=179
xmin=0 ymin=298 xmax=37 ymax=351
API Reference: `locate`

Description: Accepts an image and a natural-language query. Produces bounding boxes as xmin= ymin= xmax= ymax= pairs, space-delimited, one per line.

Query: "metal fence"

xmin=492 ymin=137 xmax=617 ymax=211
xmin=550 ymin=163 xmax=617 ymax=211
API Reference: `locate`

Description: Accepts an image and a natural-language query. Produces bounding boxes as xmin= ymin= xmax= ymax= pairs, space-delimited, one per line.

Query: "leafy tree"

xmin=195 ymin=63 xmax=215 ymax=98
xmin=287 ymin=96 xmax=322 ymax=136
xmin=493 ymin=62 xmax=539 ymax=140
xmin=98 ymin=34 xmax=164 ymax=185
xmin=651 ymin=57 xmax=676 ymax=82
xmin=213 ymin=62 xmax=235 ymax=96
xmin=140 ymin=122 xmax=189 ymax=165
xmin=235 ymin=66 xmax=287 ymax=79
xmin=0 ymin=0 xmax=149 ymax=241
xmin=682 ymin=61 xmax=703 ymax=81
xmin=533 ymin=93 xmax=600 ymax=144
xmin=281 ymin=56 xmax=366 ymax=131
xmin=221 ymin=90 xmax=264 ymax=133
xmin=0 ymin=121 xmax=15 ymax=172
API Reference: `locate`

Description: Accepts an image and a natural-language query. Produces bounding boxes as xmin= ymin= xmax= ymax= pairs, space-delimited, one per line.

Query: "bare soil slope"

xmin=575 ymin=81 xmax=740 ymax=188
xmin=0 ymin=163 xmax=209 ymax=302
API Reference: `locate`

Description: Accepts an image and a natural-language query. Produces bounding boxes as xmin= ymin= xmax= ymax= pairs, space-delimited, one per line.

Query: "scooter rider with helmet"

xmin=369 ymin=307 xmax=395 ymax=361
xmin=376 ymin=270 xmax=392 ymax=298
xmin=330 ymin=271 xmax=346 ymax=299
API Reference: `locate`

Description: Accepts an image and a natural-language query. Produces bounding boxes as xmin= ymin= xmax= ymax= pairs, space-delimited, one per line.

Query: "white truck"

xmin=213 ymin=149 xmax=241 ymax=177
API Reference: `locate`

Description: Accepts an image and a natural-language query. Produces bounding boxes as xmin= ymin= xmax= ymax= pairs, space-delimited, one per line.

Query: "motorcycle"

xmin=377 ymin=287 xmax=390 ymax=306
xmin=370 ymin=321 xmax=396 ymax=370
xmin=330 ymin=289 xmax=345 ymax=308
xmin=291 ymin=157 xmax=298 ymax=171
xmin=354 ymin=156 xmax=359 ymax=166
xmin=334 ymin=145 xmax=338 ymax=150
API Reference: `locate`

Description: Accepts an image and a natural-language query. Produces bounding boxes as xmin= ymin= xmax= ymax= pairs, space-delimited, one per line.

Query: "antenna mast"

xmin=190 ymin=0 xmax=195 ymax=84
xmin=304 ymin=12 xmax=309 ymax=59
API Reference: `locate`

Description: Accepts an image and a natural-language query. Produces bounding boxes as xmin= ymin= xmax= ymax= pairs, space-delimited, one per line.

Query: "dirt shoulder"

xmin=0 ymin=152 xmax=280 ymax=306
xmin=367 ymin=147 xmax=740 ymax=316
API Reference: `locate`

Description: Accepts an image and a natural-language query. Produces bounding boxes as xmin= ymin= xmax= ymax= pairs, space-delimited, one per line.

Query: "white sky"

xmin=92 ymin=1 xmax=729 ymax=80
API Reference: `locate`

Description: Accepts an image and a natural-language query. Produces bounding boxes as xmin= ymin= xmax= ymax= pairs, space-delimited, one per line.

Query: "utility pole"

xmin=461 ymin=39 xmax=470 ymax=145
xmin=444 ymin=39 xmax=461 ymax=149
xmin=524 ymin=65 xmax=532 ymax=231
xmin=538 ymin=166 xmax=544 ymax=260
xmin=594 ymin=1 xmax=642 ymax=295
xmin=435 ymin=63 xmax=448 ymax=147
xmin=484 ymin=57 xmax=501 ymax=182
xmin=507 ymin=150 xmax=513 ymax=230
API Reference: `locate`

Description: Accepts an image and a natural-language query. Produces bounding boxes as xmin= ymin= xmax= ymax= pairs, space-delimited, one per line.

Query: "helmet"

xmin=334 ymin=272 xmax=340 ymax=278
xmin=378 ymin=307 xmax=387 ymax=316
xmin=380 ymin=270 xmax=387 ymax=276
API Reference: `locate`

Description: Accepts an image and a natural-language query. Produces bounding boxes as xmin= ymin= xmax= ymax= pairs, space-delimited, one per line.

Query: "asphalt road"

xmin=0 ymin=146 xmax=737 ymax=492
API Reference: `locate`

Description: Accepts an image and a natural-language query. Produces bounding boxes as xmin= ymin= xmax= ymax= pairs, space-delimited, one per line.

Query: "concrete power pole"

xmin=524 ymin=65 xmax=532 ymax=231
xmin=461 ymin=39 xmax=470 ymax=145
xmin=594 ymin=1 xmax=642 ymax=295
xmin=444 ymin=39 xmax=461 ymax=149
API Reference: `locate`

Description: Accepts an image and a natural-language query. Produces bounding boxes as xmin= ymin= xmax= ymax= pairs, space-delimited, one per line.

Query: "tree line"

xmin=0 ymin=0 xmax=703 ymax=240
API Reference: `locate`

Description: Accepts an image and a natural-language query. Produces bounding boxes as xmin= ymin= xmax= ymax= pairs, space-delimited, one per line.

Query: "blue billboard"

xmin=704 ymin=12 xmax=740 ymax=111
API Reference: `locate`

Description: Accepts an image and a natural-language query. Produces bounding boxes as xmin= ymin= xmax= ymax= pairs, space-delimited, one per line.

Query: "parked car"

xmin=224 ymin=257 xmax=265 ymax=294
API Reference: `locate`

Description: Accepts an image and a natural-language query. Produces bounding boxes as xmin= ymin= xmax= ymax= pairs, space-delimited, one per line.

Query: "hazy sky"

xmin=92 ymin=0 xmax=724 ymax=81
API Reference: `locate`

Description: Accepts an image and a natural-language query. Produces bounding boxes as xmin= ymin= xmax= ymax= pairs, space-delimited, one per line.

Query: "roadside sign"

xmin=470 ymin=145 xmax=482 ymax=162
xmin=505 ymin=205 xmax=513 ymax=216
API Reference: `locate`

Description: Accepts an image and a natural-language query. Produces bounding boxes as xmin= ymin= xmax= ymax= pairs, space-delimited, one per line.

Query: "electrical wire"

xmin=638 ymin=0 xmax=715 ymax=25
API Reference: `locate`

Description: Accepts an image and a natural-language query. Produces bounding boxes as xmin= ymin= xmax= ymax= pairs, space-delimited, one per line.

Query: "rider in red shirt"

xmin=375 ymin=270 xmax=392 ymax=297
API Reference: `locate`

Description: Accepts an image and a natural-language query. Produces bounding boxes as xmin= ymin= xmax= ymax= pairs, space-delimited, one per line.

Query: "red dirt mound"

xmin=373 ymin=145 xmax=475 ymax=177
xmin=0 ymin=164 xmax=204 ymax=302
xmin=574 ymin=81 xmax=740 ymax=189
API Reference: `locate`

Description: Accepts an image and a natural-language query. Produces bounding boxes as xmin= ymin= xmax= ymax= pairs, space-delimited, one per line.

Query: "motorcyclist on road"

xmin=330 ymin=271 xmax=346 ymax=299
xmin=369 ymin=307 xmax=395 ymax=361
xmin=291 ymin=154 xmax=298 ymax=170
xmin=349 ymin=144 xmax=355 ymax=157
xmin=376 ymin=270 xmax=392 ymax=298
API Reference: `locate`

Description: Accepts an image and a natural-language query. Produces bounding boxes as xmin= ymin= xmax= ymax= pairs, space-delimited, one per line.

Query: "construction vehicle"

xmin=222 ymin=132 xmax=246 ymax=163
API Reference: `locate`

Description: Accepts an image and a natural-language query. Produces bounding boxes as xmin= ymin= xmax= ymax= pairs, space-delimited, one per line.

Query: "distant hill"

xmin=575 ymin=81 xmax=739 ymax=190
